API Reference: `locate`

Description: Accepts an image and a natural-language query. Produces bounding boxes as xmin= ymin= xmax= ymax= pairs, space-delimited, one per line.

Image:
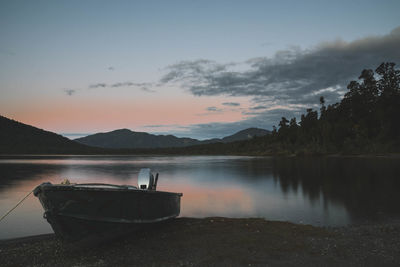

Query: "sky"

xmin=1 ymin=0 xmax=400 ymax=140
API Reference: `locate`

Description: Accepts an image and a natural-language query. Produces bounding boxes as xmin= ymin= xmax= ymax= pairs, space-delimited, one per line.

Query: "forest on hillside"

xmin=268 ymin=62 xmax=400 ymax=154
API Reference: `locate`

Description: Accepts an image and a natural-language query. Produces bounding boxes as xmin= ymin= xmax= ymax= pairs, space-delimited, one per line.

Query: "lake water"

xmin=0 ymin=155 xmax=399 ymax=239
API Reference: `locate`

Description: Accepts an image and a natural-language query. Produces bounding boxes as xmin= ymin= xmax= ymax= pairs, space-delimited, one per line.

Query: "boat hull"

xmin=34 ymin=183 xmax=182 ymax=240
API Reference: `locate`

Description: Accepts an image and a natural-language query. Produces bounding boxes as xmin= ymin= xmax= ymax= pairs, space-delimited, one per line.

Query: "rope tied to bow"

xmin=0 ymin=189 xmax=34 ymax=223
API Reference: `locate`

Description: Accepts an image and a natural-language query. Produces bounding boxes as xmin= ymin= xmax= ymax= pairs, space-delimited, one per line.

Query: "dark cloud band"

xmin=160 ymin=27 xmax=400 ymax=107
xmin=222 ymin=102 xmax=240 ymax=106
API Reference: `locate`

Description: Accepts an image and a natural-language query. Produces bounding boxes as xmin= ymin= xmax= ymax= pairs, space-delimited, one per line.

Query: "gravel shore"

xmin=1 ymin=218 xmax=399 ymax=266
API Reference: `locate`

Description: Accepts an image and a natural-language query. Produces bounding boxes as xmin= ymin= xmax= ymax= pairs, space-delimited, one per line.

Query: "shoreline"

xmin=1 ymin=153 xmax=400 ymax=158
xmin=1 ymin=217 xmax=399 ymax=266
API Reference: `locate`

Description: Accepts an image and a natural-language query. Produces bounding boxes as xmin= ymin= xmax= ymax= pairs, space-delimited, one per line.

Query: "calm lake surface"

xmin=0 ymin=155 xmax=399 ymax=239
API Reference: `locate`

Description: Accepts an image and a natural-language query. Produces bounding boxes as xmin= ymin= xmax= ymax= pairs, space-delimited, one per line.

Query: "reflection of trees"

xmin=271 ymin=157 xmax=400 ymax=221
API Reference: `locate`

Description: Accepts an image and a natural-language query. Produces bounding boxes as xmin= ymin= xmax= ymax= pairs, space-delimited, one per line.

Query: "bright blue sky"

xmin=1 ymin=0 xmax=400 ymax=139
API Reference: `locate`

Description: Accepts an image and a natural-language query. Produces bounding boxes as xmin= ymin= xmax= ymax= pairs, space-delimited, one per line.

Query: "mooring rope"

xmin=0 ymin=189 xmax=34 ymax=223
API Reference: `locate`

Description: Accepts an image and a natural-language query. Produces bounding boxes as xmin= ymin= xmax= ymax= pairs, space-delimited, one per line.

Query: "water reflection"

xmin=272 ymin=157 xmax=400 ymax=222
xmin=0 ymin=155 xmax=399 ymax=239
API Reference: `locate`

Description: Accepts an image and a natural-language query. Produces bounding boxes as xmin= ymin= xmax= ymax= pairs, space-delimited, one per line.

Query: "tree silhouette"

xmin=270 ymin=62 xmax=400 ymax=154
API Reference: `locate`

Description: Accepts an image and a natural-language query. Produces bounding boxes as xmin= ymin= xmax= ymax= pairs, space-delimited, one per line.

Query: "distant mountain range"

xmin=0 ymin=114 xmax=270 ymax=154
xmin=75 ymin=128 xmax=270 ymax=149
xmin=0 ymin=115 xmax=98 ymax=154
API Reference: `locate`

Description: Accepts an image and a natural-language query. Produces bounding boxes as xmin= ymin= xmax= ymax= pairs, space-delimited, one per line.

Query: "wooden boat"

xmin=33 ymin=169 xmax=182 ymax=240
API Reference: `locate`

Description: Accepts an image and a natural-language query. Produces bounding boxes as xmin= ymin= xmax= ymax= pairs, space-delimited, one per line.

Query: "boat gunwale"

xmin=36 ymin=183 xmax=183 ymax=196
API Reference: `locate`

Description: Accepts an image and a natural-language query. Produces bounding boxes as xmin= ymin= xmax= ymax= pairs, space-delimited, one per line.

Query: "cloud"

xmin=250 ymin=105 xmax=267 ymax=110
xmin=222 ymin=102 xmax=240 ymax=106
xmin=63 ymin=89 xmax=76 ymax=96
xmin=88 ymin=82 xmax=155 ymax=92
xmin=89 ymin=83 xmax=107 ymax=89
xmin=111 ymin=82 xmax=135 ymax=87
xmin=160 ymin=27 xmax=400 ymax=107
xmin=143 ymin=125 xmax=164 ymax=128
xmin=160 ymin=59 xmax=230 ymax=84
xmin=206 ymin=106 xmax=222 ymax=112
xmin=141 ymin=124 xmax=191 ymax=135
xmin=111 ymin=82 xmax=155 ymax=92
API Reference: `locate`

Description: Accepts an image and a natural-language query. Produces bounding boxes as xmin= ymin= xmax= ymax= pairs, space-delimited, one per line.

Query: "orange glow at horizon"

xmin=4 ymin=93 xmax=252 ymax=134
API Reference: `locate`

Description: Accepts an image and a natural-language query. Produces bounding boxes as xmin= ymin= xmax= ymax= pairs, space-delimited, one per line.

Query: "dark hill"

xmin=0 ymin=115 xmax=99 ymax=154
xmin=75 ymin=129 xmax=200 ymax=149
xmin=75 ymin=128 xmax=270 ymax=149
